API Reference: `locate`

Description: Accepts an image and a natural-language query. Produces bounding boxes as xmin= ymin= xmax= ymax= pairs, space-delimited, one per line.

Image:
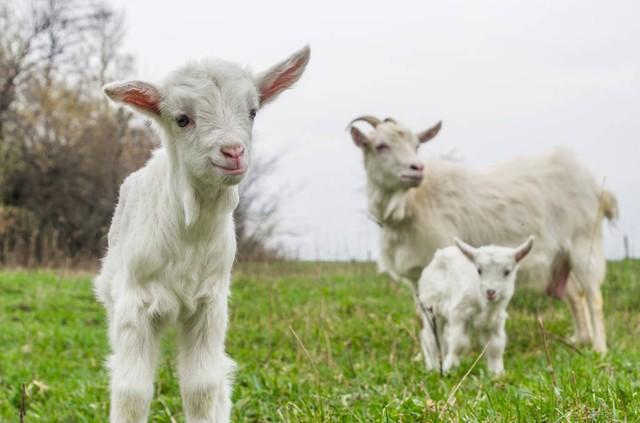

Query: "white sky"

xmin=111 ymin=0 xmax=639 ymax=260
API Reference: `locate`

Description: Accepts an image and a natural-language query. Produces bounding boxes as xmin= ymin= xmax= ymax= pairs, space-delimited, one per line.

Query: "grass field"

xmin=1 ymin=260 xmax=639 ymax=422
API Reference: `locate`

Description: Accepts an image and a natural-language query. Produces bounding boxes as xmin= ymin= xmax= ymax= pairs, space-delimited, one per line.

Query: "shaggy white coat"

xmin=95 ymin=46 xmax=310 ymax=423
xmin=418 ymin=237 xmax=533 ymax=374
xmin=349 ymin=117 xmax=618 ymax=353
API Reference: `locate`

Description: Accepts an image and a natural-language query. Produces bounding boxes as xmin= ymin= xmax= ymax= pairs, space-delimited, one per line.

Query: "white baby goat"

xmin=348 ymin=116 xmax=617 ymax=353
xmin=95 ymin=46 xmax=310 ymax=423
xmin=418 ymin=237 xmax=534 ymax=375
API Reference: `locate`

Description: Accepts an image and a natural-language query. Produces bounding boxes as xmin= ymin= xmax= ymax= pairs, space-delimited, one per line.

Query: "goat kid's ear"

xmin=103 ymin=80 xmax=162 ymax=116
xmin=256 ymin=45 xmax=311 ymax=106
xmin=454 ymin=237 xmax=477 ymax=263
xmin=350 ymin=126 xmax=369 ymax=148
xmin=417 ymin=121 xmax=442 ymax=143
xmin=514 ymin=235 xmax=535 ymax=263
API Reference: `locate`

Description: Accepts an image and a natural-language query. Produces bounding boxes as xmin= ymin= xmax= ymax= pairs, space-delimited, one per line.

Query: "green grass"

xmin=1 ymin=260 xmax=639 ymax=422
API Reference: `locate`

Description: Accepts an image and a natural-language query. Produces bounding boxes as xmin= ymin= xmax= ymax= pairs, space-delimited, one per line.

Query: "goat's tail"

xmin=601 ymin=189 xmax=619 ymax=222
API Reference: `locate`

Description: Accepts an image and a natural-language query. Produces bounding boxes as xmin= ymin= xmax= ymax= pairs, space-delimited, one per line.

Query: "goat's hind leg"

xmin=581 ymin=271 xmax=608 ymax=354
xmin=549 ymin=254 xmax=593 ymax=346
xmin=178 ymin=296 xmax=235 ymax=423
xmin=108 ymin=292 xmax=161 ymax=423
xmin=565 ymin=275 xmax=593 ymax=345
xmin=571 ymin=243 xmax=608 ymax=353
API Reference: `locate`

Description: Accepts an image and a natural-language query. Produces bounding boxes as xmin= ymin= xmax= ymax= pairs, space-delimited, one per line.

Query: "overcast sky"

xmin=111 ymin=0 xmax=639 ymax=260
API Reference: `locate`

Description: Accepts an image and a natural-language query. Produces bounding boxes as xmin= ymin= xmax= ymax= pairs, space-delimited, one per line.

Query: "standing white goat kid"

xmin=418 ymin=237 xmax=534 ymax=374
xmin=95 ymin=46 xmax=310 ymax=423
xmin=348 ymin=116 xmax=617 ymax=353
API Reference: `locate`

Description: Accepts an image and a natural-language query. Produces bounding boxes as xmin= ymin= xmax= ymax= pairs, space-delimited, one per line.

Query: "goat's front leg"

xmin=178 ymin=291 xmax=236 ymax=423
xmin=442 ymin=320 xmax=468 ymax=374
xmin=485 ymin=321 xmax=506 ymax=375
xmin=109 ymin=293 xmax=160 ymax=423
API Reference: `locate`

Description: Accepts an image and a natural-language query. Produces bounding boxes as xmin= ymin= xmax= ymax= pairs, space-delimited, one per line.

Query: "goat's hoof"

xmin=489 ymin=369 xmax=505 ymax=378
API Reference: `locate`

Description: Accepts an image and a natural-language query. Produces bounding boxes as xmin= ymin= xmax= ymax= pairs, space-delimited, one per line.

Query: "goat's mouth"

xmin=400 ymin=174 xmax=423 ymax=186
xmin=211 ymin=160 xmax=247 ymax=176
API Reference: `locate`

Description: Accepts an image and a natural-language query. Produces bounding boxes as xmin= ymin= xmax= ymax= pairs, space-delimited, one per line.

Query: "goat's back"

xmin=381 ymin=149 xmax=609 ymax=291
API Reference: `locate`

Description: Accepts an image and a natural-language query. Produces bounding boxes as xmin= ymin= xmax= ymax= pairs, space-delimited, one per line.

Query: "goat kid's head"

xmin=103 ymin=46 xmax=310 ymax=188
xmin=348 ymin=116 xmax=442 ymax=191
xmin=455 ymin=236 xmax=534 ymax=304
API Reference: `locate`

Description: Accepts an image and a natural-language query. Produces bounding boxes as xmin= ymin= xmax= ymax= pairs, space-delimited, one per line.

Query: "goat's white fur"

xmin=349 ymin=117 xmax=618 ymax=353
xmin=95 ymin=46 xmax=310 ymax=423
xmin=418 ymin=237 xmax=533 ymax=374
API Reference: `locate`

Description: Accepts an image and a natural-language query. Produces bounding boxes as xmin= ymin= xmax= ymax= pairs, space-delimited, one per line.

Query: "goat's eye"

xmin=376 ymin=144 xmax=389 ymax=152
xmin=176 ymin=114 xmax=190 ymax=128
xmin=249 ymin=108 xmax=257 ymax=120
xmin=477 ymin=267 xmax=482 ymax=276
xmin=504 ymin=269 xmax=511 ymax=277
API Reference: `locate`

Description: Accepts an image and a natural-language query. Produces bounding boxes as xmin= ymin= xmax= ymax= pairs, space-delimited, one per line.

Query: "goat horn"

xmin=347 ymin=115 xmax=382 ymax=129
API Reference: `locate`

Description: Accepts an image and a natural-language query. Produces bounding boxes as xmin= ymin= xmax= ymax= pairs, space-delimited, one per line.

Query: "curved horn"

xmin=347 ymin=115 xmax=382 ymax=129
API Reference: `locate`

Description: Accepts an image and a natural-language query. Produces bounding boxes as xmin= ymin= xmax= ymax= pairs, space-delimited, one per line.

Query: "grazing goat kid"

xmin=348 ymin=116 xmax=617 ymax=353
xmin=418 ymin=237 xmax=534 ymax=375
xmin=95 ymin=46 xmax=310 ymax=423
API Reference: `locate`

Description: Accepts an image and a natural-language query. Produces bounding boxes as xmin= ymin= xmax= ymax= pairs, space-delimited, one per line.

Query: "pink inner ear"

xmin=123 ymin=89 xmax=160 ymax=115
xmin=260 ymin=57 xmax=305 ymax=103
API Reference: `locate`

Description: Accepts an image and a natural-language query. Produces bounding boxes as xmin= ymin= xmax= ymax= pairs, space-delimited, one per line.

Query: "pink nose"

xmin=410 ymin=163 xmax=424 ymax=172
xmin=221 ymin=144 xmax=245 ymax=160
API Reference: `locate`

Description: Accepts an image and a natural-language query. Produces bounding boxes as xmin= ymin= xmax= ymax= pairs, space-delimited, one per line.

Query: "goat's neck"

xmin=367 ymin=182 xmax=417 ymax=227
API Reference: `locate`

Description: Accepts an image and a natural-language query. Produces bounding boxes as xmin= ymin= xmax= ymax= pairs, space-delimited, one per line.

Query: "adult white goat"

xmin=348 ymin=115 xmax=617 ymax=353
xmin=418 ymin=237 xmax=534 ymax=375
xmin=95 ymin=46 xmax=310 ymax=423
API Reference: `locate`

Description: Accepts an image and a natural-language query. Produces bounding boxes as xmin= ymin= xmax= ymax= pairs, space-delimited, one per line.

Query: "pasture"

xmin=1 ymin=260 xmax=638 ymax=421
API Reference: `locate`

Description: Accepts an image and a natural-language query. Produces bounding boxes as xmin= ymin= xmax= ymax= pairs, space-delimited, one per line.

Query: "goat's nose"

xmin=486 ymin=289 xmax=496 ymax=298
xmin=410 ymin=163 xmax=424 ymax=172
xmin=221 ymin=144 xmax=245 ymax=160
